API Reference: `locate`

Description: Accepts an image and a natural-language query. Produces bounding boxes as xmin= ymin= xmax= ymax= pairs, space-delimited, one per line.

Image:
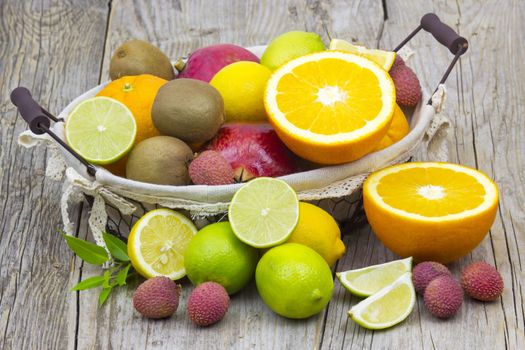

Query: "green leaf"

xmin=102 ymin=270 xmax=112 ymax=288
xmin=98 ymin=287 xmax=112 ymax=306
xmin=71 ymin=275 xmax=105 ymax=291
xmin=102 ymin=233 xmax=129 ymax=262
xmin=115 ymin=264 xmax=132 ymax=286
xmin=63 ymin=235 xmax=109 ymax=265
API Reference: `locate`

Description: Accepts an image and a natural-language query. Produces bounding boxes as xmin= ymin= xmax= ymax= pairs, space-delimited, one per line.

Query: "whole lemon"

xmin=256 ymin=243 xmax=334 ymax=319
xmin=286 ymin=202 xmax=345 ymax=267
xmin=210 ymin=61 xmax=271 ymax=122
xmin=184 ymin=222 xmax=259 ymax=294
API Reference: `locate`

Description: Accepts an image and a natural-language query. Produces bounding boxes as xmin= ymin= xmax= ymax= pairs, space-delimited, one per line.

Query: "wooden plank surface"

xmin=1 ymin=0 xmax=524 ymax=349
xmin=0 ymin=1 xmax=109 ymax=349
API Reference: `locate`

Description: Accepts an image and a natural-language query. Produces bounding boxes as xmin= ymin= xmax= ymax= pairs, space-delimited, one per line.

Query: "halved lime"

xmin=348 ymin=272 xmax=415 ymax=329
xmin=65 ymin=96 xmax=136 ymax=164
xmin=336 ymin=257 xmax=412 ymax=297
xmin=228 ymin=177 xmax=299 ymax=248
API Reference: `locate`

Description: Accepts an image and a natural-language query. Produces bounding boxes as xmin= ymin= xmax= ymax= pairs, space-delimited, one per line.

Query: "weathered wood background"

xmin=1 ymin=0 xmax=524 ymax=349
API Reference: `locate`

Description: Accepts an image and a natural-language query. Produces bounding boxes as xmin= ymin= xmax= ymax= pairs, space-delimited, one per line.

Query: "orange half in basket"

xmin=264 ymin=51 xmax=396 ymax=164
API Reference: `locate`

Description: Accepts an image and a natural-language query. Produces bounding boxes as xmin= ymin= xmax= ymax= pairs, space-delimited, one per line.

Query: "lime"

xmin=210 ymin=61 xmax=271 ymax=122
xmin=337 ymin=257 xmax=412 ymax=297
xmin=286 ymin=202 xmax=345 ymax=267
xmin=184 ymin=222 xmax=259 ymax=294
xmin=65 ymin=96 xmax=137 ymax=164
xmin=329 ymin=39 xmax=396 ymax=71
xmin=229 ymin=177 xmax=299 ymax=248
xmin=348 ymin=272 xmax=415 ymax=329
xmin=261 ymin=31 xmax=325 ymax=71
xmin=256 ymin=243 xmax=334 ymax=319
xmin=128 ymin=209 xmax=197 ymax=280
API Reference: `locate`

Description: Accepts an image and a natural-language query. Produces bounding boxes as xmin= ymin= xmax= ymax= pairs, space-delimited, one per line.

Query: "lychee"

xmin=189 ymin=150 xmax=235 ymax=185
xmin=412 ymin=261 xmax=452 ymax=294
xmin=461 ymin=261 xmax=504 ymax=301
xmin=389 ymin=60 xmax=422 ymax=107
xmin=424 ymin=275 xmax=463 ymax=319
xmin=132 ymin=277 xmax=181 ymax=319
xmin=187 ymin=282 xmax=230 ymax=326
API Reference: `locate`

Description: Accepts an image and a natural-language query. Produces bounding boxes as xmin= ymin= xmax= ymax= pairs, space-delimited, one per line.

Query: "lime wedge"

xmin=337 ymin=257 xmax=412 ymax=297
xmin=65 ymin=96 xmax=136 ymax=164
xmin=348 ymin=272 xmax=415 ymax=329
xmin=228 ymin=177 xmax=299 ymax=248
xmin=329 ymin=38 xmax=396 ymax=71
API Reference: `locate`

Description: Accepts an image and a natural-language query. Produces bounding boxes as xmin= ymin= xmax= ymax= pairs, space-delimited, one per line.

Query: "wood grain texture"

xmin=0 ymin=1 xmax=109 ymax=349
xmin=322 ymin=1 xmax=525 ymax=349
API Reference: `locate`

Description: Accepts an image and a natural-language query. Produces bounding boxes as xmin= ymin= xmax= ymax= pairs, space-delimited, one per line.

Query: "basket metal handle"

xmin=393 ymin=13 xmax=469 ymax=104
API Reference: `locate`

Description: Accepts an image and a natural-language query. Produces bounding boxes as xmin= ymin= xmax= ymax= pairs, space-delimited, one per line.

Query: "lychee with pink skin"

xmin=189 ymin=150 xmax=235 ymax=185
xmin=389 ymin=56 xmax=422 ymax=107
xmin=461 ymin=261 xmax=504 ymax=301
xmin=412 ymin=261 xmax=452 ymax=294
xmin=424 ymin=275 xmax=463 ymax=319
xmin=132 ymin=277 xmax=181 ymax=319
xmin=187 ymin=282 xmax=230 ymax=327
xmin=177 ymin=44 xmax=259 ymax=82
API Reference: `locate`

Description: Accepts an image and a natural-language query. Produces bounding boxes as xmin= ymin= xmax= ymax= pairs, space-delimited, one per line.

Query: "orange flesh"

xmin=275 ymin=58 xmax=383 ymax=135
xmin=376 ymin=167 xmax=486 ymax=216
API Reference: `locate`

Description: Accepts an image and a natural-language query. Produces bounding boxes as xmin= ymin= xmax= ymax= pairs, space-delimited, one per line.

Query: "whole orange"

xmin=97 ymin=74 xmax=167 ymax=176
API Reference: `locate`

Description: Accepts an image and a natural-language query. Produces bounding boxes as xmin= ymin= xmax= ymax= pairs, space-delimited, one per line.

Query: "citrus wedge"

xmin=329 ymin=39 xmax=396 ymax=71
xmin=348 ymin=272 xmax=415 ymax=329
xmin=128 ymin=209 xmax=197 ymax=280
xmin=65 ymin=96 xmax=136 ymax=164
xmin=229 ymin=177 xmax=299 ymax=248
xmin=337 ymin=257 xmax=412 ymax=297
xmin=264 ymin=51 xmax=395 ymax=164
xmin=363 ymin=162 xmax=499 ymax=263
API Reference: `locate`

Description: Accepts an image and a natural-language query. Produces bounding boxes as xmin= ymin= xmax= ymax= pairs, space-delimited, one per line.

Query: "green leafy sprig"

xmin=63 ymin=232 xmax=134 ymax=306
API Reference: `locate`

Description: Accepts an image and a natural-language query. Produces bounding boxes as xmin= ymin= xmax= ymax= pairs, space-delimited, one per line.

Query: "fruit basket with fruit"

xmin=12 ymin=13 xmax=468 ymax=253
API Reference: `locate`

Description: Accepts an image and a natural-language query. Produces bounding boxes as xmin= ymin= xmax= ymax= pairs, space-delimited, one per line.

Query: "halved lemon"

xmin=329 ymin=39 xmax=396 ymax=71
xmin=337 ymin=257 xmax=412 ymax=297
xmin=264 ymin=51 xmax=395 ymax=164
xmin=65 ymin=96 xmax=136 ymax=164
xmin=363 ymin=162 xmax=499 ymax=263
xmin=348 ymin=272 xmax=415 ymax=329
xmin=128 ymin=209 xmax=197 ymax=280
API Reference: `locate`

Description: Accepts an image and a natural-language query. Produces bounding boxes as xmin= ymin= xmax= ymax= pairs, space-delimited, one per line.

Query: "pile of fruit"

xmin=64 ymin=31 xmax=422 ymax=184
xmin=61 ymin=31 xmax=504 ymax=330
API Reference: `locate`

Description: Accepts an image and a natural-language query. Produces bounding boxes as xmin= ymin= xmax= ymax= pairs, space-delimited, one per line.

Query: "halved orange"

xmin=375 ymin=104 xmax=410 ymax=151
xmin=363 ymin=162 xmax=499 ymax=263
xmin=264 ymin=51 xmax=396 ymax=164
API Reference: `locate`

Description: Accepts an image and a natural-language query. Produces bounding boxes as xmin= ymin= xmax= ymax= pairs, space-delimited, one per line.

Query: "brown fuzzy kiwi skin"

xmin=152 ymin=79 xmax=224 ymax=144
xmin=110 ymin=39 xmax=175 ymax=80
xmin=126 ymin=136 xmax=193 ymax=186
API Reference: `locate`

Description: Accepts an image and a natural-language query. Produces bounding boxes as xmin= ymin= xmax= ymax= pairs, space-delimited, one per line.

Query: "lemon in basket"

xmin=264 ymin=51 xmax=395 ymax=164
xmin=128 ymin=209 xmax=197 ymax=280
xmin=65 ymin=96 xmax=137 ymax=164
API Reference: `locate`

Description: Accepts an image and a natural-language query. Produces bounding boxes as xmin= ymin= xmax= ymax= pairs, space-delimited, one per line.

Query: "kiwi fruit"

xmin=110 ymin=40 xmax=175 ymax=80
xmin=126 ymin=136 xmax=193 ymax=185
xmin=152 ymin=79 xmax=224 ymax=144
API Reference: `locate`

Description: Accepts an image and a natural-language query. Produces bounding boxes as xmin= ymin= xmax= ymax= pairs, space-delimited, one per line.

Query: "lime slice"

xmin=348 ymin=272 xmax=415 ymax=329
xmin=128 ymin=209 xmax=198 ymax=280
xmin=329 ymin=38 xmax=396 ymax=71
xmin=65 ymin=96 xmax=136 ymax=164
xmin=337 ymin=257 xmax=412 ymax=297
xmin=228 ymin=177 xmax=299 ymax=248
